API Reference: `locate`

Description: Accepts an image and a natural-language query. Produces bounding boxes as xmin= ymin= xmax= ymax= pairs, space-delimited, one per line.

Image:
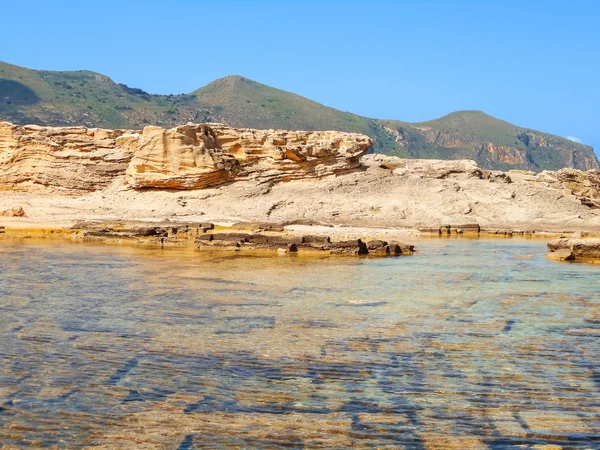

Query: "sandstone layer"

xmin=1 ymin=122 xmax=600 ymax=233
xmin=0 ymin=121 xmax=137 ymax=192
xmin=0 ymin=122 xmax=371 ymax=192
xmin=547 ymin=237 xmax=600 ymax=261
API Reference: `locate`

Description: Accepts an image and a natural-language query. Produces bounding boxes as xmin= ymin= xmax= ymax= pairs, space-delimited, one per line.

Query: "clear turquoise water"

xmin=0 ymin=239 xmax=599 ymax=448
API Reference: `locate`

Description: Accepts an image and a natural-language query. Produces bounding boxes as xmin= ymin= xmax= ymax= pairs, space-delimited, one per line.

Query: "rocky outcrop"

xmin=547 ymin=238 xmax=600 ymax=260
xmin=125 ymin=124 xmax=241 ymax=189
xmin=0 ymin=206 xmax=25 ymax=217
xmin=126 ymin=123 xmax=371 ymax=188
xmin=0 ymin=122 xmax=137 ymax=192
xmin=74 ymin=221 xmax=415 ymax=257
xmin=1 ymin=122 xmax=600 ymax=233
xmin=0 ymin=122 xmax=372 ymax=191
xmin=538 ymin=168 xmax=600 ymax=208
xmin=369 ymin=154 xmax=483 ymax=179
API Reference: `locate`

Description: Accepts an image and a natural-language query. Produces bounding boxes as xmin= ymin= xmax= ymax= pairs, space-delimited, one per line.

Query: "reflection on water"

xmin=0 ymin=239 xmax=599 ymax=448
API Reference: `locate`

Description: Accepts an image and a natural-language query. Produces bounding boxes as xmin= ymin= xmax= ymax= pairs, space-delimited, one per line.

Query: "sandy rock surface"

xmin=1 ymin=122 xmax=600 ymax=233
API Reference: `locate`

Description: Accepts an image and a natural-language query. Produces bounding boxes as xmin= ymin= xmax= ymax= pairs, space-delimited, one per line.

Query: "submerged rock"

xmin=545 ymin=248 xmax=575 ymax=262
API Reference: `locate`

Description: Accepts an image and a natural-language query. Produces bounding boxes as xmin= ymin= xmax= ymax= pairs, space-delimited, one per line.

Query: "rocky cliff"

xmin=0 ymin=122 xmax=137 ymax=191
xmin=0 ymin=122 xmax=371 ymax=192
xmin=2 ymin=121 xmax=600 ymax=233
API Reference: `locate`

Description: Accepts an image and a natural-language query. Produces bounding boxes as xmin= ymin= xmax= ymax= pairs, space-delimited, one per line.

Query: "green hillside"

xmin=1 ymin=61 xmax=597 ymax=171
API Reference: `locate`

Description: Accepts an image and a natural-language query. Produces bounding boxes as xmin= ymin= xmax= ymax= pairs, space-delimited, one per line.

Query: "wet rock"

xmin=211 ymin=233 xmax=251 ymax=242
xmin=196 ymin=234 xmax=214 ymax=242
xmin=329 ymin=239 xmax=368 ymax=255
xmin=442 ymin=223 xmax=480 ymax=234
xmin=245 ymin=234 xmax=302 ymax=246
xmin=264 ymin=236 xmax=303 ymax=246
xmin=135 ymin=227 xmax=168 ymax=237
xmin=277 ymin=243 xmax=299 ymax=254
xmin=545 ymin=249 xmax=575 ymax=261
xmin=389 ymin=241 xmax=415 ymax=255
xmin=547 ymin=237 xmax=600 ymax=259
xmin=366 ymin=240 xmax=390 ymax=255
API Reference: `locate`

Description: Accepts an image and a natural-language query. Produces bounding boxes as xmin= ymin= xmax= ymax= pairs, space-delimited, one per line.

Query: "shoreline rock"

xmin=35 ymin=221 xmax=417 ymax=257
xmin=546 ymin=237 xmax=600 ymax=261
xmin=1 ymin=122 xmax=600 ymax=234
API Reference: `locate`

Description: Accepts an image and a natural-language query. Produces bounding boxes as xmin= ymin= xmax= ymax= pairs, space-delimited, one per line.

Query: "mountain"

xmin=1 ymin=61 xmax=597 ymax=171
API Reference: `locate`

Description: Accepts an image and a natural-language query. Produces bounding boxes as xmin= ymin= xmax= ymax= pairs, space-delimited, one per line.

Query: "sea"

xmin=0 ymin=238 xmax=599 ymax=448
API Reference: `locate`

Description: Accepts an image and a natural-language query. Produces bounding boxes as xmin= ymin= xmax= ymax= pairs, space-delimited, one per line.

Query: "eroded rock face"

xmin=209 ymin=124 xmax=372 ymax=183
xmin=0 ymin=121 xmax=371 ymax=192
xmin=534 ymin=168 xmax=600 ymax=209
xmin=126 ymin=123 xmax=372 ymax=189
xmin=125 ymin=124 xmax=241 ymax=189
xmin=547 ymin=238 xmax=600 ymax=260
xmin=0 ymin=122 xmax=137 ymax=192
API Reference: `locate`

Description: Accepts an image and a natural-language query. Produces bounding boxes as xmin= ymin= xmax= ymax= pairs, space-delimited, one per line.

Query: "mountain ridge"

xmin=0 ymin=61 xmax=597 ymax=171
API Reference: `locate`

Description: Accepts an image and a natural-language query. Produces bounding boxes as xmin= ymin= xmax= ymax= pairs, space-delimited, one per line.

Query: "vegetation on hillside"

xmin=1 ymin=61 xmax=597 ymax=171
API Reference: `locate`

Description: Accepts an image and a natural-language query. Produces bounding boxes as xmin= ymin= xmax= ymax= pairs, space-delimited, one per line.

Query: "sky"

xmin=1 ymin=0 xmax=599 ymax=154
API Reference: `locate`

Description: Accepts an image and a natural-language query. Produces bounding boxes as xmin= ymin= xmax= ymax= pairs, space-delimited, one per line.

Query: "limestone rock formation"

xmin=208 ymin=124 xmax=371 ymax=183
xmin=536 ymin=168 xmax=600 ymax=208
xmin=126 ymin=124 xmax=371 ymax=189
xmin=125 ymin=124 xmax=241 ymax=189
xmin=547 ymin=238 xmax=600 ymax=260
xmin=0 ymin=122 xmax=137 ymax=192
xmin=0 ymin=121 xmax=371 ymax=192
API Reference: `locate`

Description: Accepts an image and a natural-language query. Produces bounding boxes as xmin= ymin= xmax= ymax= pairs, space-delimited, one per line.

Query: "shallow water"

xmin=0 ymin=238 xmax=599 ymax=448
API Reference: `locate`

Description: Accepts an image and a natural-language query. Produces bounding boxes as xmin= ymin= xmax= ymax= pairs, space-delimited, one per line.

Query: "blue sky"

xmin=1 ymin=0 xmax=598 ymax=154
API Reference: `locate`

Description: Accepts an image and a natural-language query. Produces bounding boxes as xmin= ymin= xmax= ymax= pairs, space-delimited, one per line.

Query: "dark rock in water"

xmin=211 ymin=233 xmax=251 ymax=242
xmin=330 ymin=239 xmax=368 ymax=255
xmin=545 ymin=248 xmax=575 ymax=261
xmin=196 ymin=234 xmax=214 ymax=242
xmin=135 ymin=227 xmax=168 ymax=237
xmin=547 ymin=237 xmax=600 ymax=260
xmin=266 ymin=236 xmax=303 ymax=245
xmin=245 ymin=234 xmax=302 ymax=246
xmin=441 ymin=223 xmax=480 ymax=234
xmin=0 ymin=226 xmax=5 ymax=234
xmin=366 ymin=240 xmax=390 ymax=255
xmin=288 ymin=243 xmax=298 ymax=253
xmin=389 ymin=241 xmax=415 ymax=255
